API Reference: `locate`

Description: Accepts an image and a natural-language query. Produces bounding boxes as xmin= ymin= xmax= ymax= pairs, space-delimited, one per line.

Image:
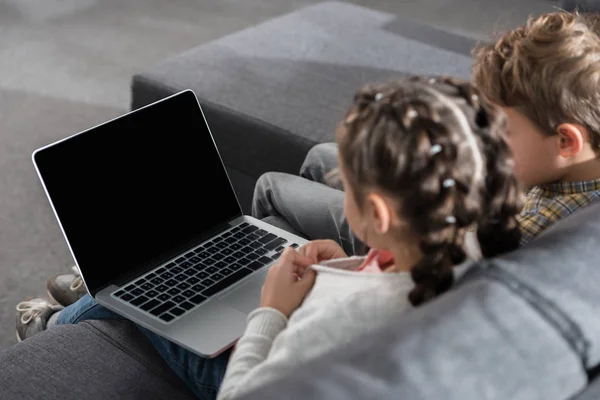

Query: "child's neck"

xmin=386 ymin=244 xmax=423 ymax=273
xmin=559 ymin=155 xmax=600 ymax=182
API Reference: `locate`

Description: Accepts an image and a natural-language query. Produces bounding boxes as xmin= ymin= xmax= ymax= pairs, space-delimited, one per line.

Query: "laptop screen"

xmin=33 ymin=91 xmax=241 ymax=295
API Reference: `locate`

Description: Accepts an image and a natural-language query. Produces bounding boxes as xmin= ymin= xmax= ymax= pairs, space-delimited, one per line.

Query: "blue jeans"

xmin=57 ymin=295 xmax=230 ymax=400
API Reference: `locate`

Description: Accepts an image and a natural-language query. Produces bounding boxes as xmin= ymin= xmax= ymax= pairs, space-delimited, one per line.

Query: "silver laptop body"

xmin=32 ymin=90 xmax=307 ymax=357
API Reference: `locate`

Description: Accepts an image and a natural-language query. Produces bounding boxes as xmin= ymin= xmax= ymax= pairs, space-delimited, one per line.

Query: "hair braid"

xmin=338 ymin=76 xmax=523 ymax=307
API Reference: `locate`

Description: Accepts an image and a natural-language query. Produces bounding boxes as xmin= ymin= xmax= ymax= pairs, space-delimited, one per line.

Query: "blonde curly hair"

xmin=472 ymin=11 xmax=600 ymax=149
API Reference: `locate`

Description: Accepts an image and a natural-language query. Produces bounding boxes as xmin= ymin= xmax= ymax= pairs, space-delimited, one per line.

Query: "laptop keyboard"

xmin=111 ymin=222 xmax=298 ymax=323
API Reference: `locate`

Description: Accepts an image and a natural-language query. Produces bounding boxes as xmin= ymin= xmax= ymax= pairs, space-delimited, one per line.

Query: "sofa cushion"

xmin=242 ymin=202 xmax=600 ymax=399
xmin=0 ymin=320 xmax=195 ymax=400
xmin=131 ymin=1 xmax=477 ymax=210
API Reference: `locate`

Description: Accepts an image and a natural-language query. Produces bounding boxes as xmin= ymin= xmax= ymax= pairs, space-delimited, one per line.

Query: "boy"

xmin=17 ymin=11 xmax=600 ymax=338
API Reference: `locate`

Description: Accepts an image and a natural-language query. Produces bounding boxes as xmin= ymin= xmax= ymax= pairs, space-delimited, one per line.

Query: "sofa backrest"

xmin=242 ymin=201 xmax=600 ymax=399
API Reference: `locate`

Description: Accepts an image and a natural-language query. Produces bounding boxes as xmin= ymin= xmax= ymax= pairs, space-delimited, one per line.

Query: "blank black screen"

xmin=34 ymin=91 xmax=241 ymax=294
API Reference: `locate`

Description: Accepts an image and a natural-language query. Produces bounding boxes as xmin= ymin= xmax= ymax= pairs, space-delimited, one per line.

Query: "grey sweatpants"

xmin=252 ymin=143 xmax=367 ymax=256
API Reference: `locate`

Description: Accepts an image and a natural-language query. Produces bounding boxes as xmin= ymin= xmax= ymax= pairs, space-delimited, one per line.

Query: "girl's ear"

xmin=556 ymin=123 xmax=585 ymax=158
xmin=366 ymin=193 xmax=391 ymax=234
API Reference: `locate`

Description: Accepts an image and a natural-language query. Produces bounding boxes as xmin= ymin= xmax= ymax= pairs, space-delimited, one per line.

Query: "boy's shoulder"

xmin=518 ymin=180 xmax=600 ymax=245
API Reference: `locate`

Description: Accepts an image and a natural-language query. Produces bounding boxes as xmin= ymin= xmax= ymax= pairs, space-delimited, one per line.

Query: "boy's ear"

xmin=556 ymin=123 xmax=585 ymax=158
xmin=366 ymin=193 xmax=391 ymax=234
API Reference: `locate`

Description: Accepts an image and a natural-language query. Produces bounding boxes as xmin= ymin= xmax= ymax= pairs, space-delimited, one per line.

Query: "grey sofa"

xmin=2 ymin=2 xmax=600 ymax=399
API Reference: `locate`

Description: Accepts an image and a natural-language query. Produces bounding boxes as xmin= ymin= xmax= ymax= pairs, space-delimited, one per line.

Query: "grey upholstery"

xmin=131 ymin=1 xmax=477 ymax=212
xmin=243 ymin=202 xmax=600 ymax=400
xmin=0 ymin=320 xmax=196 ymax=400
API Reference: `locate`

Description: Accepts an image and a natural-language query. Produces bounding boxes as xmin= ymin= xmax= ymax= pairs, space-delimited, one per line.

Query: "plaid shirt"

xmin=518 ymin=178 xmax=600 ymax=245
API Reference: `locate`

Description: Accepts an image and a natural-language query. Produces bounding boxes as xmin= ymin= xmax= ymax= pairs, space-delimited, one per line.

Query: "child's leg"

xmin=252 ymin=171 xmax=366 ymax=255
xmin=299 ymin=143 xmax=341 ymax=188
xmin=58 ymin=295 xmax=229 ymax=399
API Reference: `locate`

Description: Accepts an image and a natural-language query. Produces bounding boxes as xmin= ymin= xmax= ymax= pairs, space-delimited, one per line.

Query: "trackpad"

xmin=224 ymin=270 xmax=267 ymax=314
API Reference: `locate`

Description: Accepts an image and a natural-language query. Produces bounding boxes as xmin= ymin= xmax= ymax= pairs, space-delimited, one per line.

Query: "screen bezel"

xmin=32 ymin=90 xmax=243 ymax=297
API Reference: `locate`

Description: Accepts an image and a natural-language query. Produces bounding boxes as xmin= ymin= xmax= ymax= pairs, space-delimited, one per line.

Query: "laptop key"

xmin=167 ymin=288 xmax=181 ymax=296
xmin=290 ymin=243 xmax=299 ymax=249
xmin=245 ymin=235 xmax=258 ymax=242
xmin=165 ymin=262 xmax=176 ymax=269
xmin=206 ymin=266 xmax=218 ymax=274
xmin=193 ymin=264 xmax=207 ymax=272
xmin=196 ymin=271 xmax=209 ymax=279
xmin=213 ymin=236 xmax=223 ymax=243
xmin=230 ymin=263 xmax=243 ymax=271
xmin=131 ymin=288 xmax=144 ymax=296
xmin=140 ymin=299 xmax=160 ymax=311
xmin=240 ymin=222 xmax=249 ymax=228
xmin=185 ymin=251 xmax=195 ymax=258
xmin=224 ymin=256 xmax=236 ymax=264
xmin=174 ymin=274 xmax=187 ymax=282
xmin=233 ymin=232 xmax=246 ymax=240
xmin=216 ymin=242 xmax=228 ymax=249
xmin=259 ymin=256 xmax=273 ymax=265
xmin=160 ymin=313 xmax=175 ymax=322
xmin=265 ymin=238 xmax=287 ymax=251
xmin=158 ymin=294 xmax=171 ymax=301
xmin=247 ymin=261 xmax=265 ymax=271
xmin=130 ymin=295 xmax=149 ymax=307
xmin=170 ymin=307 xmax=185 ymax=317
xmin=197 ymin=251 xmax=211 ymax=259
xmin=221 ymin=248 xmax=233 ymax=256
xmin=146 ymin=273 xmax=157 ymax=280
xmin=203 ymin=258 xmax=216 ymax=266
xmin=202 ymin=268 xmax=253 ymax=297
xmin=155 ymin=284 xmax=168 ymax=292
xmin=165 ymin=279 xmax=178 ymax=286
xmin=249 ymin=242 xmax=262 ymax=249
xmin=177 ymin=282 xmax=191 ymax=290
xmin=172 ymin=295 xmax=185 ymax=303
xmin=246 ymin=253 xmax=259 ymax=261
xmin=180 ymin=301 xmax=196 ymax=310
xmin=255 ymin=248 xmax=268 ymax=256
xmin=134 ymin=278 xmax=146 ymax=286
xmin=207 ymin=247 xmax=219 ymax=254
xmin=114 ymin=290 xmax=125 ymax=297
xmin=231 ymin=227 xmax=241 ymax=233
xmin=275 ymin=246 xmax=285 ymax=252
xmin=187 ymin=276 xmax=200 ymax=285
xmin=212 ymin=273 xmax=225 ymax=281
xmin=150 ymin=301 xmax=175 ymax=316
xmin=189 ymin=256 xmax=201 ymax=264
xmin=176 ymin=257 xmax=186 ymax=263
xmin=140 ymin=283 xmax=153 ymax=291
xmin=215 ymin=261 xmax=227 ymax=269
xmin=241 ymin=246 xmax=255 ymax=254
xmin=201 ymin=278 xmax=215 ymax=287
xmin=232 ymin=251 xmax=245 ymax=259
xmin=191 ymin=284 xmax=204 ymax=292
xmin=150 ymin=277 xmax=164 ymax=285
xmin=182 ymin=289 xmax=195 ymax=298
xmin=180 ymin=261 xmax=192 ymax=269
xmin=212 ymin=253 xmax=224 ymax=261
xmin=242 ymin=225 xmax=258 ymax=234
xmin=125 ymin=284 xmax=136 ymax=291
xmin=120 ymin=293 xmax=134 ymax=301
xmin=183 ymin=269 xmax=196 ymax=277
xmin=230 ymin=243 xmax=242 ymax=250
xmin=189 ymin=294 xmax=207 ymax=305
xmin=224 ymin=237 xmax=236 ymax=244
xmin=171 ymin=267 xmax=183 ymax=274
xmin=161 ymin=272 xmax=174 ymax=280
xmin=238 ymin=258 xmax=251 ymax=265
xmin=255 ymin=229 xmax=268 ymax=238
xmin=156 ymin=267 xmax=166 ymax=274
xmin=222 ymin=267 xmax=234 ymax=275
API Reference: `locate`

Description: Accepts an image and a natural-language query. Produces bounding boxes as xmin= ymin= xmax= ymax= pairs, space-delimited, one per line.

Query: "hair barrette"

xmin=445 ymin=215 xmax=457 ymax=224
xmin=375 ymin=93 xmax=384 ymax=102
xmin=442 ymin=178 xmax=455 ymax=188
xmin=406 ymin=109 xmax=418 ymax=119
xmin=471 ymin=94 xmax=479 ymax=102
xmin=429 ymin=144 xmax=443 ymax=155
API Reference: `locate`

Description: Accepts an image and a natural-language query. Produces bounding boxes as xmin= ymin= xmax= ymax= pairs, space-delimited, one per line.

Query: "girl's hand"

xmin=299 ymin=240 xmax=348 ymax=264
xmin=260 ymin=248 xmax=317 ymax=317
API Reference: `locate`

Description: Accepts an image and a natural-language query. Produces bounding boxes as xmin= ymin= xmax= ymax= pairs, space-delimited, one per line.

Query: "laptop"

xmin=32 ymin=90 xmax=307 ymax=357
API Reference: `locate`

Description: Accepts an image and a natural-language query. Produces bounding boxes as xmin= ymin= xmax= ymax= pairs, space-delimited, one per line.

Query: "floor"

xmin=0 ymin=0 xmax=558 ymax=349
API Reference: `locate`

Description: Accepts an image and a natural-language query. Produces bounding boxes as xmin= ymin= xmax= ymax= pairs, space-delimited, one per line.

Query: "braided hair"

xmin=337 ymin=76 xmax=523 ymax=306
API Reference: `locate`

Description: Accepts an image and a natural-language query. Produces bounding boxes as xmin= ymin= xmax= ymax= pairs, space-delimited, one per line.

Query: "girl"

xmin=17 ymin=76 xmax=522 ymax=399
